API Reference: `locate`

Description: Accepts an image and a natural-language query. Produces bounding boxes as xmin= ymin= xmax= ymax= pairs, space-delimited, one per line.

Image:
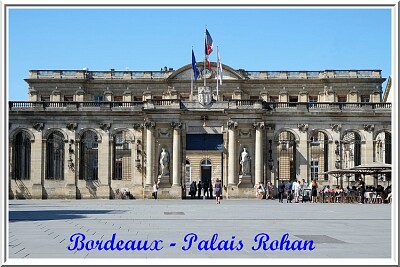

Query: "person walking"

xmin=278 ymin=181 xmax=285 ymax=203
xmin=152 ymin=180 xmax=159 ymax=200
xmin=311 ymin=178 xmax=318 ymax=203
xmin=358 ymin=177 xmax=366 ymax=204
xmin=197 ymin=181 xmax=202 ymax=199
xmin=214 ymin=179 xmax=222 ymax=204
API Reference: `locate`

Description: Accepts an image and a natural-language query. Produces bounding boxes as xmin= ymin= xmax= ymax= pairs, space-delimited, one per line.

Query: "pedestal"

xmin=158 ymin=175 xmax=171 ymax=186
xmin=238 ymin=175 xmax=252 ymax=187
xmin=65 ymin=184 xmax=77 ymax=199
xmin=31 ymin=184 xmax=43 ymax=199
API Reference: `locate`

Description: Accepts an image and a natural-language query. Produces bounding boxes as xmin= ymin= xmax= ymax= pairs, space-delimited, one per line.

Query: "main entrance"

xmin=185 ymin=134 xmax=224 ymax=199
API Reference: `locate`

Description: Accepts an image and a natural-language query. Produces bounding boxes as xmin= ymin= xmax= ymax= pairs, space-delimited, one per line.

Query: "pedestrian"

xmin=197 ymin=181 xmax=202 ymax=199
xmin=278 ymin=181 xmax=285 ymax=203
xmin=209 ymin=182 xmax=213 ymax=199
xmin=266 ymin=182 xmax=273 ymax=200
xmin=311 ymin=178 xmax=318 ymax=203
xmin=204 ymin=180 xmax=210 ymax=199
xmin=152 ymin=180 xmax=159 ymax=200
xmin=358 ymin=177 xmax=366 ymax=204
xmin=293 ymin=180 xmax=300 ymax=203
xmin=214 ymin=179 xmax=222 ymax=204
xmin=285 ymin=180 xmax=293 ymax=203
xmin=257 ymin=182 xmax=265 ymax=200
xmin=190 ymin=181 xmax=196 ymax=199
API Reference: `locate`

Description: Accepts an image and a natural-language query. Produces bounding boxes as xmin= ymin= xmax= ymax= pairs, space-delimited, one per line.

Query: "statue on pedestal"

xmin=159 ymin=148 xmax=170 ymax=177
xmin=240 ymin=147 xmax=250 ymax=176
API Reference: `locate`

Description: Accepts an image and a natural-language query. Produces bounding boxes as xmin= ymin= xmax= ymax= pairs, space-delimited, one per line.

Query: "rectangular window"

xmin=94 ymin=95 xmax=104 ymax=102
xmin=361 ymin=95 xmax=370 ymax=103
xmin=114 ymin=96 xmax=123 ymax=102
xmin=250 ymin=95 xmax=259 ymax=100
xmin=338 ymin=96 xmax=347 ymax=102
xmin=309 ymin=96 xmax=318 ymax=108
xmin=64 ymin=95 xmax=73 ymax=102
xmin=310 ymin=160 xmax=319 ymax=180
xmin=269 ymin=96 xmax=278 ymax=102
xmin=41 ymin=96 xmax=50 ymax=102
xmin=289 ymin=96 xmax=298 ymax=107
xmin=223 ymin=95 xmax=232 ymax=101
xmin=114 ymin=159 xmax=122 ymax=180
xmin=133 ymin=96 xmax=143 ymax=101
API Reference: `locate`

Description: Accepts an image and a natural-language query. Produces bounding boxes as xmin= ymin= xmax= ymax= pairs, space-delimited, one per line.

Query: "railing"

xmin=9 ymin=101 xmax=144 ymax=110
xmin=28 ymin=69 xmax=382 ymax=80
xmin=9 ymin=101 xmax=391 ymax=112
xmin=29 ymin=70 xmax=174 ymax=80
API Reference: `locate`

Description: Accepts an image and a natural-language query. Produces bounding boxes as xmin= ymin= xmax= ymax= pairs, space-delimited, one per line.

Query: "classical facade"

xmin=8 ymin=64 xmax=392 ymax=199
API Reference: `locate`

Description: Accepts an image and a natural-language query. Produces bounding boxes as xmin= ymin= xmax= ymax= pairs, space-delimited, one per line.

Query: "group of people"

xmin=277 ymin=179 xmax=319 ymax=203
xmin=187 ymin=180 xmax=223 ymax=204
xmin=188 ymin=181 xmax=212 ymax=199
xmin=254 ymin=182 xmax=274 ymax=200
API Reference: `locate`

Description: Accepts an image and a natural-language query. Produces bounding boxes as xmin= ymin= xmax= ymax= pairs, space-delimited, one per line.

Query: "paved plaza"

xmin=6 ymin=198 xmax=395 ymax=264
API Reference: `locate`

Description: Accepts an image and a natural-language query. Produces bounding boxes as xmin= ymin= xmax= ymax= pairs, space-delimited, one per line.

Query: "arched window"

xmin=277 ymin=131 xmax=296 ymax=181
xmin=341 ymin=131 xmax=362 ymax=181
xmin=46 ymin=131 xmax=64 ymax=180
xmin=14 ymin=131 xmax=31 ymax=180
xmin=310 ymin=131 xmax=329 ymax=180
xmin=113 ymin=131 xmax=132 ymax=180
xmin=375 ymin=132 xmax=391 ymax=164
xmin=342 ymin=131 xmax=361 ymax=169
xmin=200 ymin=159 xmax=212 ymax=185
xmin=79 ymin=130 xmax=98 ymax=180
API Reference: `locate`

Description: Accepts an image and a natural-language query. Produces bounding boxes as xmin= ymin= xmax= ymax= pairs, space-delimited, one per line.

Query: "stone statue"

xmin=159 ymin=148 xmax=169 ymax=176
xmin=240 ymin=147 xmax=250 ymax=175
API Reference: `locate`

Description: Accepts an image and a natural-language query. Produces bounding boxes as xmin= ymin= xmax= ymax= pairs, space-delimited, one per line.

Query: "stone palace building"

xmin=8 ymin=63 xmax=392 ymax=199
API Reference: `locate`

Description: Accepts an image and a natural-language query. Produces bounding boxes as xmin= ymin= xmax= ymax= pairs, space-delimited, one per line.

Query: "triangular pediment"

xmin=168 ymin=63 xmax=245 ymax=81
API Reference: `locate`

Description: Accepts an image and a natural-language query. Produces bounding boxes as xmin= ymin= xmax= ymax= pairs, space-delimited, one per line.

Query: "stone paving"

xmin=5 ymin=198 xmax=395 ymax=264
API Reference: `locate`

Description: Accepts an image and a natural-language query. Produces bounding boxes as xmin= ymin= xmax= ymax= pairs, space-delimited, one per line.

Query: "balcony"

xmin=9 ymin=100 xmax=391 ymax=113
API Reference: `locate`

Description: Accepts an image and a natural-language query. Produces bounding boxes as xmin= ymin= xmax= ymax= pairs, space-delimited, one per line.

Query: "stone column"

xmin=297 ymin=123 xmax=309 ymax=182
xmin=65 ymin=123 xmax=78 ymax=199
xmin=31 ymin=123 xmax=45 ymax=199
xmin=97 ymin=123 xmax=111 ymax=199
xmin=145 ymin=120 xmax=155 ymax=186
xmin=171 ymin=122 xmax=182 ymax=186
xmin=254 ymin=122 xmax=265 ymax=185
xmin=227 ymin=120 xmax=238 ymax=185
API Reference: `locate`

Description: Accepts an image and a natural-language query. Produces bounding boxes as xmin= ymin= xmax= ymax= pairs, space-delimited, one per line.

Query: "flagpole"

xmin=216 ymin=46 xmax=219 ymax=101
xmin=191 ymin=47 xmax=193 ymax=101
xmin=204 ymin=28 xmax=207 ymax=87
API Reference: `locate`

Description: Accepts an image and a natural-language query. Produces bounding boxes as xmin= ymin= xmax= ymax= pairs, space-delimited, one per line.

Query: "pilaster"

xmin=145 ymin=120 xmax=155 ymax=186
xmin=253 ymin=122 xmax=264 ymax=185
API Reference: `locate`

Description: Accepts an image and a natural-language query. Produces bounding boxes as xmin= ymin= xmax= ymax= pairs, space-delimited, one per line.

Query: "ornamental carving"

xmin=330 ymin=123 xmax=342 ymax=132
xmin=99 ymin=123 xmax=111 ymax=132
xmin=158 ymin=128 xmax=171 ymax=138
xmin=133 ymin=123 xmax=143 ymax=130
xmin=297 ymin=123 xmax=308 ymax=132
xmin=144 ymin=120 xmax=156 ymax=129
xmin=227 ymin=120 xmax=238 ymax=129
xmin=363 ymin=124 xmax=374 ymax=132
xmin=33 ymin=122 xmax=44 ymax=131
xmin=170 ymin=122 xmax=183 ymax=129
xmin=66 ymin=123 xmax=78 ymax=131
xmin=253 ymin=122 xmax=265 ymax=130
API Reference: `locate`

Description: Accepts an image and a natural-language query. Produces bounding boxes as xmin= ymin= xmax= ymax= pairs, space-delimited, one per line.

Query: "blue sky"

xmin=8 ymin=7 xmax=392 ymax=100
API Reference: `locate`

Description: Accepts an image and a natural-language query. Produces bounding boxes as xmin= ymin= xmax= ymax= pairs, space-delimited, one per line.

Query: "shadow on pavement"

xmin=9 ymin=209 xmax=120 ymax=222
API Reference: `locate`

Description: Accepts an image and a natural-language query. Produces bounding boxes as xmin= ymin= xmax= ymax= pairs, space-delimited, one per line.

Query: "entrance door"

xmin=201 ymin=159 xmax=212 ymax=198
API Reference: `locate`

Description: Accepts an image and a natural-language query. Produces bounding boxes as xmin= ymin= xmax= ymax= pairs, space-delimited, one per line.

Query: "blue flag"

xmin=192 ymin=49 xmax=200 ymax=81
